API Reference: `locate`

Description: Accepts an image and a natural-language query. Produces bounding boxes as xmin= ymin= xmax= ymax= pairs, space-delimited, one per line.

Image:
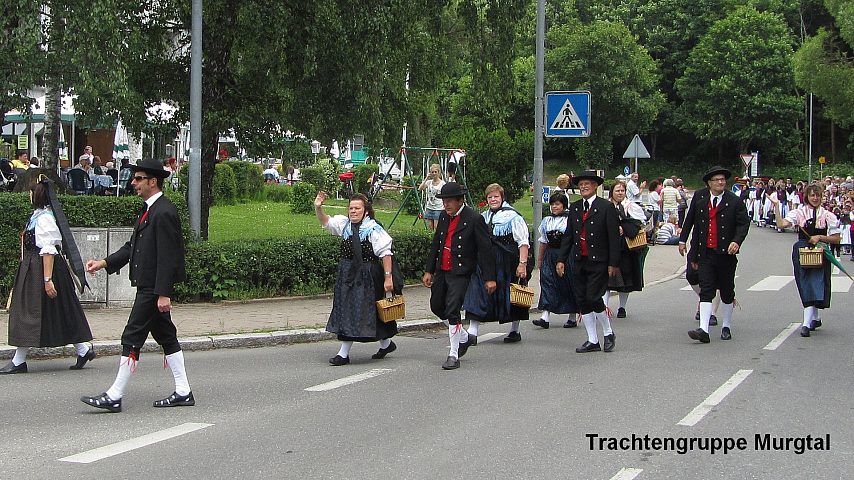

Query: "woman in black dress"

xmin=1 ymin=179 xmax=94 ymax=374
xmin=314 ymin=191 xmax=402 ymax=365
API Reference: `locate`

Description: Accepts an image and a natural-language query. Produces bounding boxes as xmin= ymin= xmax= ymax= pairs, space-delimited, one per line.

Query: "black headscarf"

xmin=42 ymin=177 xmax=89 ymax=293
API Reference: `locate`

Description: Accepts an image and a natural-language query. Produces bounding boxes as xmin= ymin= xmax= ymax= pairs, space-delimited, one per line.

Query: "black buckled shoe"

xmin=532 ymin=318 xmax=550 ymax=329
xmin=720 ymin=327 xmax=732 ymax=340
xmin=329 ymin=355 xmax=350 ymax=366
xmin=0 ymin=361 xmax=27 ymax=374
xmin=468 ymin=335 xmax=477 ymax=346
xmin=441 ymin=356 xmax=460 ymax=370
xmin=503 ymin=331 xmax=522 ymax=343
xmin=575 ymin=341 xmax=601 ymax=353
xmin=458 ymin=337 xmax=473 ymax=358
xmin=810 ymin=319 xmax=822 ymax=331
xmin=603 ymin=334 xmax=616 ymax=352
xmin=616 ymin=308 xmax=626 ymax=318
xmin=709 ymin=314 xmax=718 ymax=327
xmin=563 ymin=319 xmax=578 ymax=328
xmin=688 ymin=328 xmax=711 ymax=344
xmin=371 ymin=341 xmax=397 ymax=359
xmin=800 ymin=326 xmax=811 ymax=337
xmin=81 ymin=393 xmax=122 ymax=413
xmin=69 ymin=348 xmax=96 ymax=370
xmin=153 ymin=391 xmax=195 ymax=408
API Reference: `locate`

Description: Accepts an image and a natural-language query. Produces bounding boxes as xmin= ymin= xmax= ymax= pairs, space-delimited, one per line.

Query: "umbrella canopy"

xmin=821 ymin=243 xmax=853 ymax=281
xmin=113 ymin=119 xmax=130 ymax=160
xmin=58 ymin=124 xmax=68 ymax=160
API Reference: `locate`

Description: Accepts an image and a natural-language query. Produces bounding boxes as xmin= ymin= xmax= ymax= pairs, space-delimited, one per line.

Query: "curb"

xmin=0 ymin=319 xmax=444 ymax=361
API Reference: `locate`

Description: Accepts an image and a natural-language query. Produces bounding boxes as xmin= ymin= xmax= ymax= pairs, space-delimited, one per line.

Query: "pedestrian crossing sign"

xmin=545 ymin=91 xmax=591 ymax=137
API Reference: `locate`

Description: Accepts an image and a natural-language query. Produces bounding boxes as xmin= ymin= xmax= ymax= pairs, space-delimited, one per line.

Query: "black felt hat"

xmin=435 ymin=182 xmax=468 ymax=199
xmin=702 ymin=166 xmax=732 ymax=183
xmin=130 ymin=158 xmax=171 ymax=179
xmin=572 ymin=170 xmax=605 ymax=186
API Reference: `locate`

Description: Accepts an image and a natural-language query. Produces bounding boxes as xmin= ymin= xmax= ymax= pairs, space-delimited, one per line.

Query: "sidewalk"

xmin=0 ymin=244 xmax=686 ymax=359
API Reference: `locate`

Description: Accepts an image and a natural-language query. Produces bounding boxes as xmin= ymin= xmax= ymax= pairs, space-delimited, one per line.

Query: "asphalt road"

xmin=1 ymin=225 xmax=852 ymax=479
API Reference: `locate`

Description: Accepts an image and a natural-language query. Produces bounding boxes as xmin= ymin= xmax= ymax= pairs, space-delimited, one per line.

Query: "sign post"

xmin=621 ymin=134 xmax=650 ymax=174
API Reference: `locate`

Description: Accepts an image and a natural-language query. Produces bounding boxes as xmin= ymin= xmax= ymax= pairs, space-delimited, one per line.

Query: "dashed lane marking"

xmin=305 ymin=368 xmax=394 ymax=392
xmin=747 ymin=275 xmax=794 ymax=291
xmin=831 ymin=276 xmax=852 ymax=292
xmin=677 ymin=370 xmax=753 ymax=427
xmin=609 ymin=467 xmax=643 ymax=480
xmin=59 ymin=422 xmax=213 ymax=464
xmin=763 ymin=323 xmax=800 ymax=350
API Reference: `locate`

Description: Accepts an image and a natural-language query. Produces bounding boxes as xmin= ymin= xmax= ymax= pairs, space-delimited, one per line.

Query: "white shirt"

xmin=323 ymin=215 xmax=393 ymax=257
xmin=30 ymin=209 xmax=62 ymax=256
xmin=626 ymin=180 xmax=641 ymax=203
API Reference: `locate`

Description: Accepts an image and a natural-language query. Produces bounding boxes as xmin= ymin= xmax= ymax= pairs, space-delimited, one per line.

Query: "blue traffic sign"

xmin=545 ymin=91 xmax=591 ymax=137
xmin=624 ymin=166 xmax=630 ymax=176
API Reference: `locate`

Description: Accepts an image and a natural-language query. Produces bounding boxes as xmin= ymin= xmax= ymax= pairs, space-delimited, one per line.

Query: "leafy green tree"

xmin=676 ymin=6 xmax=802 ymax=158
xmin=546 ymin=20 xmax=665 ymax=167
xmin=448 ymin=126 xmax=533 ymax=203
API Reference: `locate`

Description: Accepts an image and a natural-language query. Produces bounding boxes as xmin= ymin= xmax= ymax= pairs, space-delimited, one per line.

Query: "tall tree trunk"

xmin=198 ymin=126 xmax=219 ymax=240
xmin=43 ymin=83 xmax=61 ymax=171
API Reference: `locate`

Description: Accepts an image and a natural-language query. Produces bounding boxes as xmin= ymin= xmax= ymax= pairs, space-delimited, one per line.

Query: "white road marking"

xmin=764 ymin=323 xmax=800 ymax=350
xmin=747 ymin=275 xmax=794 ymax=291
xmin=476 ymin=332 xmax=504 ymax=343
xmin=305 ymin=368 xmax=394 ymax=392
xmin=59 ymin=423 xmax=213 ymax=464
xmin=609 ymin=468 xmax=643 ymax=480
xmin=831 ymin=276 xmax=852 ymax=292
xmin=677 ymin=369 xmax=753 ymax=427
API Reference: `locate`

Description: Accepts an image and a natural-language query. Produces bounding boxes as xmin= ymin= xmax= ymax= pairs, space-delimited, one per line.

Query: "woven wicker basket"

xmin=510 ymin=283 xmax=534 ymax=308
xmin=376 ymin=295 xmax=405 ymax=323
xmin=798 ymin=247 xmax=823 ymax=269
xmin=625 ymin=232 xmax=647 ymax=250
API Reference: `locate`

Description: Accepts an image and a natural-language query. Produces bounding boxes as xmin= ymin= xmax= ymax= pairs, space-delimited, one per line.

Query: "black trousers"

xmin=121 ymin=287 xmax=181 ymax=357
xmin=430 ymin=270 xmax=470 ymax=325
xmin=698 ymin=249 xmax=738 ymax=304
xmin=571 ymin=258 xmax=608 ymax=315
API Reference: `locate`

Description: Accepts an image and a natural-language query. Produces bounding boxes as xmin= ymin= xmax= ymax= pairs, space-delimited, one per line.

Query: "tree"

xmin=546 ymin=20 xmax=665 ymax=167
xmin=675 ymin=6 xmax=802 ymax=159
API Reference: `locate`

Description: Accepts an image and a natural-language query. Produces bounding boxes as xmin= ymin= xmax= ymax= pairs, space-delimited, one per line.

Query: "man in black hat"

xmin=679 ymin=166 xmax=749 ymax=343
xmin=423 ymin=182 xmax=496 ymax=370
xmin=81 ymin=158 xmax=193 ymax=412
xmin=556 ymin=170 xmax=621 ymax=353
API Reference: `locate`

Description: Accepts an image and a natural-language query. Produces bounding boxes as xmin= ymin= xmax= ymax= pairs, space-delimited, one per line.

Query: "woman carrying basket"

xmin=775 ymin=183 xmax=841 ymax=338
xmin=314 ymin=192 xmax=403 ymax=365
xmin=604 ymin=181 xmax=648 ymax=319
xmin=463 ymin=183 xmax=531 ymax=343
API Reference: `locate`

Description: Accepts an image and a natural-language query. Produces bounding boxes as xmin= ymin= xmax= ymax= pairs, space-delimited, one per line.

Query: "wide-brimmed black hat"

xmin=572 ymin=170 xmax=604 ymax=186
xmin=435 ymin=182 xmax=468 ymax=199
xmin=702 ymin=166 xmax=732 ymax=183
xmin=130 ymin=158 xmax=171 ymax=179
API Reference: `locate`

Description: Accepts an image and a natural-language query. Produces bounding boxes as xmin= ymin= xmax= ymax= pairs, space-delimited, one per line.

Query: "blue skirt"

xmin=463 ymin=249 xmax=530 ymax=323
xmin=792 ymin=241 xmax=831 ymax=309
xmin=537 ymin=247 xmax=577 ymax=314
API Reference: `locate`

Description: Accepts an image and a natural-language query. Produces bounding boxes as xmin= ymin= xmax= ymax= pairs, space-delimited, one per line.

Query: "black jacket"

xmin=425 ymin=205 xmax=496 ymax=281
xmin=679 ymin=188 xmax=750 ymax=261
xmin=106 ymin=194 xmax=187 ymax=297
xmin=557 ymin=196 xmax=621 ymax=267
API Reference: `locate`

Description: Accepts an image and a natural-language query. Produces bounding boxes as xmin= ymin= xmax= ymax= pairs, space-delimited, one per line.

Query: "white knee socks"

xmin=582 ymin=313 xmax=598 ymax=343
xmin=619 ymin=293 xmax=629 ymax=309
xmin=379 ymin=338 xmax=391 ymax=349
xmin=509 ymin=320 xmax=520 ymax=333
xmin=699 ymin=302 xmax=713 ymax=332
xmin=803 ymin=306 xmax=817 ymax=327
xmin=336 ymin=341 xmax=353 ymax=358
xmin=12 ymin=347 xmax=30 ymax=366
xmin=467 ymin=320 xmax=480 ymax=337
xmin=165 ymin=351 xmax=191 ymax=396
xmin=448 ymin=324 xmax=468 ymax=358
xmin=540 ymin=311 xmax=551 ymax=323
xmin=719 ymin=302 xmax=734 ymax=329
xmin=596 ymin=310 xmax=613 ymax=336
xmin=74 ymin=343 xmax=89 ymax=357
xmin=106 ymin=356 xmax=135 ymax=400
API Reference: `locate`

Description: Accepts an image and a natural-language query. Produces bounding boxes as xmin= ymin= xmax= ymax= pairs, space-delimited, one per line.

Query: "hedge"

xmin=300 ymin=166 xmax=326 ymax=192
xmin=174 ymin=231 xmax=433 ymax=301
xmin=290 ymin=182 xmax=317 ymax=214
xmin=0 ymin=191 xmax=431 ymax=303
xmin=225 ymin=160 xmax=264 ymax=200
xmin=213 ymin=163 xmax=238 ymax=205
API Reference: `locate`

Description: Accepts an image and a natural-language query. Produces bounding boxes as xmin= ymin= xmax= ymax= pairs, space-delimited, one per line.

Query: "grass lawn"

xmin=207 ymin=193 xmax=562 ymax=242
xmin=208 ymin=199 xmax=430 ymax=242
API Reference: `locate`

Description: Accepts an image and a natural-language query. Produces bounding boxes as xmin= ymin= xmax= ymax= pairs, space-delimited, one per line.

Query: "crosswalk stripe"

xmin=747 ymin=276 xmax=794 ymax=291
xmin=678 ymin=369 xmax=753 ymax=427
xmin=609 ymin=468 xmax=643 ymax=480
xmin=59 ymin=423 xmax=213 ymax=463
xmin=305 ymin=368 xmax=394 ymax=392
